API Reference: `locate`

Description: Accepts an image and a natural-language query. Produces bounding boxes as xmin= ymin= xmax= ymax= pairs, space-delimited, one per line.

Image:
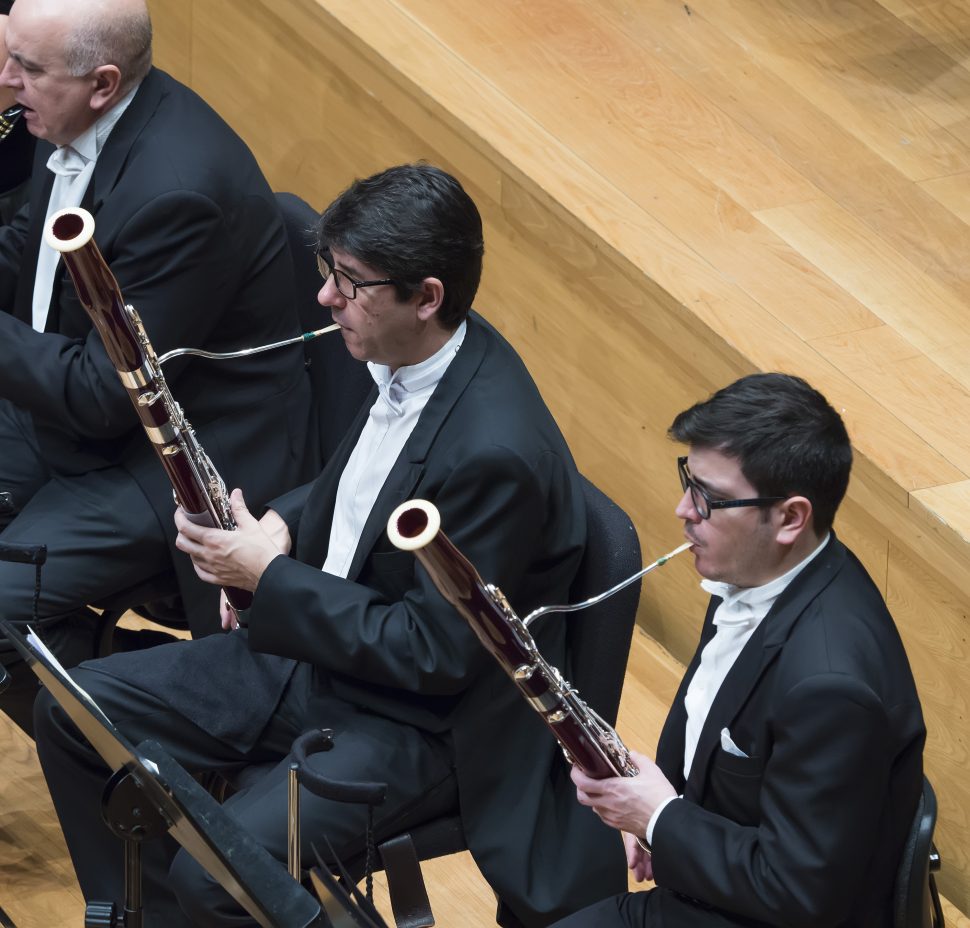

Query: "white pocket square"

xmin=720 ymin=727 xmax=749 ymax=758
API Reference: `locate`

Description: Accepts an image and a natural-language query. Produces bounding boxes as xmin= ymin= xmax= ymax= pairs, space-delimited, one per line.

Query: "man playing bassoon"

xmin=35 ymin=163 xmax=627 ymax=927
xmin=556 ymin=374 xmax=925 ymax=928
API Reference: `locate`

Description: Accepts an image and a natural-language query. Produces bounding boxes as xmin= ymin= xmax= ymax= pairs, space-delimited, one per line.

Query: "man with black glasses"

xmin=557 ymin=373 xmax=925 ymax=928
xmin=35 ymin=163 xmax=625 ymax=928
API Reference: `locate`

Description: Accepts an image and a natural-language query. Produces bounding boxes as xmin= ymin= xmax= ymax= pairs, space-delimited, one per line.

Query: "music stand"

xmin=1 ymin=619 xmax=323 ymax=928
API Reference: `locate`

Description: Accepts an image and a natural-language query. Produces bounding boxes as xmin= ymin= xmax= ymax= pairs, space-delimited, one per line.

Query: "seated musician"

xmin=0 ymin=0 xmax=310 ymax=734
xmin=555 ymin=373 xmax=925 ymax=928
xmin=34 ymin=163 xmax=627 ymax=928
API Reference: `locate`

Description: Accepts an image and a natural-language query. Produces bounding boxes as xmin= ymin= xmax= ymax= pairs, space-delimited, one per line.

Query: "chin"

xmin=693 ymin=555 xmax=730 ymax=584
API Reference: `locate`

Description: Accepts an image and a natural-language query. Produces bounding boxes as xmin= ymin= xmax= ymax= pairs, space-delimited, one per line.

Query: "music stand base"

xmin=84 ymin=901 xmax=117 ymax=928
xmin=83 ymin=897 xmax=143 ymax=928
xmin=85 ymin=766 xmax=171 ymax=928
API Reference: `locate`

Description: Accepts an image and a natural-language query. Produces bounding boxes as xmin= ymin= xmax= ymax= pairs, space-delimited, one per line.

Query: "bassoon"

xmin=387 ymin=498 xmax=688 ymax=783
xmin=44 ymin=207 xmax=254 ymax=615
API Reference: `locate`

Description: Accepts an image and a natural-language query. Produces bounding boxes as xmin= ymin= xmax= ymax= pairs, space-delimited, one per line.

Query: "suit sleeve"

xmin=264 ymin=480 xmax=315 ymax=545
xmin=0 ymin=201 xmax=28 ymax=312
xmin=247 ymin=443 xmax=573 ymax=695
xmin=0 ymin=189 xmax=237 ymax=439
xmin=651 ymin=672 xmax=893 ymax=928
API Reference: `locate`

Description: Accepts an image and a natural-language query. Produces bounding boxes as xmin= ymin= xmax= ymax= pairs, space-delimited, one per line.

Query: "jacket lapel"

xmin=683 ymin=535 xmax=847 ymax=801
xmin=13 ymin=147 xmax=55 ymax=326
xmin=656 ymin=598 xmax=718 ymax=790
xmin=86 ymin=68 xmax=165 ymax=214
xmin=17 ymin=72 xmax=164 ymax=329
xmin=345 ymin=315 xmax=488 ymax=580
xmin=295 ymin=395 xmax=374 ymax=566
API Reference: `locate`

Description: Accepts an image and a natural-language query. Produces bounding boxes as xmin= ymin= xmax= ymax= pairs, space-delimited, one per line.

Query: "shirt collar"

xmin=367 ymin=320 xmax=466 ymax=415
xmin=700 ymin=532 xmax=831 ymax=626
xmin=67 ymin=81 xmax=141 ymax=164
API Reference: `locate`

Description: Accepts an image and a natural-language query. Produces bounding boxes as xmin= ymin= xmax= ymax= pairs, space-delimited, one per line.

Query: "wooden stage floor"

xmin=143 ymin=0 xmax=970 ymax=909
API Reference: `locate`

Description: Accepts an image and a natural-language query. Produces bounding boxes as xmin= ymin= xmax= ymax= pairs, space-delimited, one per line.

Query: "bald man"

xmin=0 ymin=0 xmax=311 ymax=734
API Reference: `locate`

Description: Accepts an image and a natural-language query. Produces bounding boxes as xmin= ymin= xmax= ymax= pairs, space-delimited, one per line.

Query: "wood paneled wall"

xmin=146 ymin=0 xmax=970 ymax=910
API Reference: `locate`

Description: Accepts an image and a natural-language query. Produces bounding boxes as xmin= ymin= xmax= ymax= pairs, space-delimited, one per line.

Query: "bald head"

xmin=1 ymin=0 xmax=152 ymax=144
xmin=14 ymin=0 xmax=152 ymax=90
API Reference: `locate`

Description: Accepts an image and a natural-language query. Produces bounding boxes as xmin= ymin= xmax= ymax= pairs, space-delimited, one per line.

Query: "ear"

xmin=414 ymin=277 xmax=445 ymax=323
xmin=775 ymin=495 xmax=813 ymax=546
xmin=89 ymin=65 xmax=122 ymax=114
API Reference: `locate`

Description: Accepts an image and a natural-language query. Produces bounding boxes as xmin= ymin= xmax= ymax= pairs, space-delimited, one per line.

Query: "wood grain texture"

xmin=0 ymin=720 xmax=84 ymax=928
xmin=146 ymin=0 xmax=192 ymax=85
xmin=135 ymin=0 xmax=970 ymax=912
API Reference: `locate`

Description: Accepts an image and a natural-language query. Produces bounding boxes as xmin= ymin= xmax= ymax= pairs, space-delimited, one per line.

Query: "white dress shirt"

xmin=321 ymin=321 xmax=466 ymax=578
xmin=32 ymin=84 xmax=139 ymax=332
xmin=646 ymin=533 xmax=830 ymax=845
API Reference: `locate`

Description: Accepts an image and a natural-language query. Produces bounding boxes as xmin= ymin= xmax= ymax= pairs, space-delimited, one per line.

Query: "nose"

xmin=317 ymin=274 xmax=344 ymax=309
xmin=0 ymin=58 xmax=20 ymax=89
xmin=675 ymin=487 xmax=701 ymax=522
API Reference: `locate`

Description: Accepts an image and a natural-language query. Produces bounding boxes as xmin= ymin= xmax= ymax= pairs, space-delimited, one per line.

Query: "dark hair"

xmin=668 ymin=373 xmax=852 ymax=535
xmin=317 ymin=163 xmax=484 ymax=329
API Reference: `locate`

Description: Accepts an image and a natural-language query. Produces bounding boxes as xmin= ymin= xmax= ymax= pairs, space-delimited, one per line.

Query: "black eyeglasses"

xmin=316 ymin=249 xmax=399 ymax=300
xmin=677 ymin=456 xmax=786 ymax=520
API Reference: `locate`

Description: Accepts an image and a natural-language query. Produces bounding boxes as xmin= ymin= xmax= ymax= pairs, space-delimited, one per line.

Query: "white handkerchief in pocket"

xmin=720 ymin=727 xmax=749 ymax=758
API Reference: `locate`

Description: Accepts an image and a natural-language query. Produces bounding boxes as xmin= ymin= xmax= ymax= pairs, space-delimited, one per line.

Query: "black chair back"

xmin=566 ymin=476 xmax=643 ymax=726
xmin=359 ymin=475 xmax=642 ymax=878
xmin=274 ymin=192 xmax=374 ymax=466
xmin=893 ymin=775 xmax=944 ymax=928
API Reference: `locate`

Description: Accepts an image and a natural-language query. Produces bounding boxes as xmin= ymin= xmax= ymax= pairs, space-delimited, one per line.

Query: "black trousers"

xmin=0 ymin=400 xmax=171 ymax=735
xmin=550 ymin=891 xmax=657 ymax=927
xmin=34 ymin=657 xmax=458 ymax=928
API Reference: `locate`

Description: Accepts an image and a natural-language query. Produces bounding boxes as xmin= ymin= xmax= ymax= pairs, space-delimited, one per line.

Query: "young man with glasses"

xmin=556 ymin=373 xmax=925 ymax=928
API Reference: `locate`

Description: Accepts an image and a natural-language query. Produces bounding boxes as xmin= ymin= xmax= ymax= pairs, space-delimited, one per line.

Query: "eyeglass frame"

xmin=677 ymin=456 xmax=787 ymax=519
xmin=316 ymin=249 xmax=402 ymax=301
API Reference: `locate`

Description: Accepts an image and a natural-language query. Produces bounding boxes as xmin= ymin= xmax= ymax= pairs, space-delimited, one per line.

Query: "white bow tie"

xmin=701 ymin=579 xmax=763 ymax=628
xmin=47 ymin=145 xmax=90 ymax=178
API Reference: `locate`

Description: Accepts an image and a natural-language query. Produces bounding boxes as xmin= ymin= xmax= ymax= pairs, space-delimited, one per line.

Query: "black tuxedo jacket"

xmin=649 ymin=536 xmax=925 ymax=928
xmin=0 ymin=68 xmax=311 ymax=632
xmin=95 ymin=314 xmax=627 ymax=925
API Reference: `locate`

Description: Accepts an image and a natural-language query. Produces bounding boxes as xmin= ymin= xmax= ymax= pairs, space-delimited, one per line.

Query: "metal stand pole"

xmin=84 ymin=767 xmax=169 ymax=927
xmin=288 ymin=762 xmax=301 ymax=880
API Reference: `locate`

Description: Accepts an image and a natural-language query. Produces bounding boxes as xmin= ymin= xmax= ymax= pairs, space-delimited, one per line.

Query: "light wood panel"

xmin=144 ymin=0 xmax=970 ymax=911
xmin=757 ymin=196 xmax=970 ymax=388
xmin=147 ymin=0 xmax=192 ymax=85
xmin=0 ymin=721 xmax=84 ymax=928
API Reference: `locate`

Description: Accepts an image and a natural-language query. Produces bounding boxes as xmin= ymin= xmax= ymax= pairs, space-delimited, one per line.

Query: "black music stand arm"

xmin=0 ymin=619 xmax=324 ymax=928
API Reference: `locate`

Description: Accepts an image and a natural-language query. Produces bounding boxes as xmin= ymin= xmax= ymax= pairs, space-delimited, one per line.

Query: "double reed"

xmin=387 ymin=499 xmax=687 ymax=781
xmin=44 ymin=206 xmax=253 ymax=614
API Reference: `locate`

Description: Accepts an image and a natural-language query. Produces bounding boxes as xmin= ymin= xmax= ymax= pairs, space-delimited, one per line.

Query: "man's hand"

xmin=214 ymin=503 xmax=293 ymax=629
xmin=571 ymin=749 xmax=676 ymax=865
xmin=175 ymin=489 xmax=290 ymax=628
xmin=623 ymin=831 xmax=654 ymax=883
